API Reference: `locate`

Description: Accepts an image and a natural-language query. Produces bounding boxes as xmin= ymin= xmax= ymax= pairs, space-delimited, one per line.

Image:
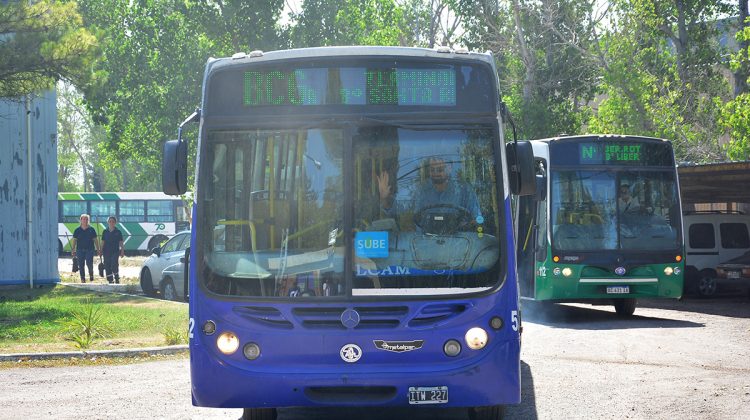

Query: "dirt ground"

xmin=1 ymin=296 xmax=748 ymax=419
xmin=57 ymin=256 xmax=145 ymax=282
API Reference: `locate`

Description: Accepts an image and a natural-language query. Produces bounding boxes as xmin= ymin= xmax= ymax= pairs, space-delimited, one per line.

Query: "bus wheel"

xmin=242 ymin=408 xmax=277 ymax=420
xmin=140 ymin=268 xmax=157 ymax=297
xmin=697 ymin=270 xmax=717 ymax=297
xmin=58 ymin=239 xmax=63 ymax=256
xmin=148 ymin=235 xmax=169 ymax=253
xmin=469 ymin=405 xmax=505 ymax=420
xmin=613 ymin=298 xmax=637 ymax=317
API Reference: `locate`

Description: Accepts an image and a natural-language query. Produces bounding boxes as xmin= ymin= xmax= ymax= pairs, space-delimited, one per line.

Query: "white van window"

xmin=720 ymin=223 xmax=750 ymax=249
xmin=689 ymin=223 xmax=715 ymax=249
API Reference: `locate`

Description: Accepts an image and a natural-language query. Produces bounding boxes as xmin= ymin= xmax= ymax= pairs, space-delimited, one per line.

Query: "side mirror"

xmin=151 ymin=246 xmax=162 ymax=257
xmin=163 ymin=139 xmax=188 ymax=195
xmin=506 ymin=141 xmax=536 ymax=196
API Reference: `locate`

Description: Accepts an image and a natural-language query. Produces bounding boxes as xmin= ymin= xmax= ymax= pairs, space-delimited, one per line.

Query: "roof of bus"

xmin=58 ymin=192 xmax=183 ymax=201
xmin=529 ymin=134 xmax=670 ymax=144
xmin=206 ymin=46 xmax=495 ymax=72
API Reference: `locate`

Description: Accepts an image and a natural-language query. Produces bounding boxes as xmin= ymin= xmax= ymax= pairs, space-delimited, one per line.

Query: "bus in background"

xmin=516 ymin=135 xmax=684 ymax=316
xmin=58 ymin=192 xmax=190 ymax=255
xmin=163 ymin=46 xmax=535 ymax=419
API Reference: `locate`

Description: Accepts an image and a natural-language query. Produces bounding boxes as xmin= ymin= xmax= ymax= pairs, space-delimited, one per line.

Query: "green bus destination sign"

xmin=580 ymin=143 xmax=642 ymax=163
xmin=243 ymin=68 xmax=456 ymax=107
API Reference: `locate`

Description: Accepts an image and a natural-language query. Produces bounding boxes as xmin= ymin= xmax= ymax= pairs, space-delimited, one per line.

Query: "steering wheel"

xmin=413 ymin=204 xmax=473 ymax=234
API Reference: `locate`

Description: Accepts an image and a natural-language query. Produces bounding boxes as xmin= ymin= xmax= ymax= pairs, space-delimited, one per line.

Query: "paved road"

xmin=2 ymin=297 xmax=749 ymax=419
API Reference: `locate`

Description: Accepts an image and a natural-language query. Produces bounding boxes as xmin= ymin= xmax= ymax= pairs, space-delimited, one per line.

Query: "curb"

xmin=0 ymin=345 xmax=189 ymax=362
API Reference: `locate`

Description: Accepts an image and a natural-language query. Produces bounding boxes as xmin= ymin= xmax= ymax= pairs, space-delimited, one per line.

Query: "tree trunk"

xmin=511 ymin=0 xmax=535 ymax=102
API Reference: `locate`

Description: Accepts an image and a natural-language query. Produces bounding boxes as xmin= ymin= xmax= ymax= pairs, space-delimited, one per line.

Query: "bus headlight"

xmin=216 ymin=332 xmax=240 ymax=354
xmin=664 ymin=267 xmax=674 ymax=276
xmin=465 ymin=327 xmax=488 ymax=350
xmin=562 ymin=267 xmax=573 ymax=277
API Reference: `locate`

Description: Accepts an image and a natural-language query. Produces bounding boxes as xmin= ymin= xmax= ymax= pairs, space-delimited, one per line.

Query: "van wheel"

xmin=242 ymin=408 xmax=277 ymax=420
xmin=613 ymin=298 xmax=637 ymax=317
xmin=697 ymin=269 xmax=717 ymax=297
xmin=469 ymin=405 xmax=505 ymax=420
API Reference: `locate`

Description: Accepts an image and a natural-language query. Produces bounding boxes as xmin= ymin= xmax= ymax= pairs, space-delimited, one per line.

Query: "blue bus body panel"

xmin=189 ymin=200 xmax=521 ymax=408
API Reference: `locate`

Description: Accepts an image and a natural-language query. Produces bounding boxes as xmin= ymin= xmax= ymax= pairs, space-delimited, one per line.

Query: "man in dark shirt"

xmin=101 ymin=216 xmax=125 ymax=284
xmin=72 ymin=214 xmax=100 ymax=283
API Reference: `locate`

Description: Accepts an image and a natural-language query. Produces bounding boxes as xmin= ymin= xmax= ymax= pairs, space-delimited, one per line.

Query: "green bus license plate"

xmin=408 ymin=386 xmax=448 ymax=404
xmin=606 ymin=286 xmax=629 ymax=294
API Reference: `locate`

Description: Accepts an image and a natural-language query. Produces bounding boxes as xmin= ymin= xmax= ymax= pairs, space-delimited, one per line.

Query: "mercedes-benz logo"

xmin=615 ymin=266 xmax=626 ymax=276
xmin=340 ymin=308 xmax=361 ymax=329
xmin=340 ymin=344 xmax=362 ymax=363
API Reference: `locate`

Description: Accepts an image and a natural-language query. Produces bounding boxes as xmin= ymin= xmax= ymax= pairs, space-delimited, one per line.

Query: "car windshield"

xmin=551 ymin=170 xmax=681 ymax=251
xmin=199 ymin=125 xmax=503 ymax=298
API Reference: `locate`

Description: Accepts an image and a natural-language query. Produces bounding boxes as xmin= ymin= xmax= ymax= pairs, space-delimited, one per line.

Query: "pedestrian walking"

xmin=71 ymin=214 xmax=100 ymax=283
xmin=101 ymin=216 xmax=125 ymax=284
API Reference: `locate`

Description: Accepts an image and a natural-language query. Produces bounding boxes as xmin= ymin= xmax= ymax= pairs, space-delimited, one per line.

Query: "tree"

xmin=588 ymin=0 xmax=731 ymax=163
xmin=76 ymin=0 xmax=285 ymax=191
xmin=0 ymin=0 xmax=97 ymax=98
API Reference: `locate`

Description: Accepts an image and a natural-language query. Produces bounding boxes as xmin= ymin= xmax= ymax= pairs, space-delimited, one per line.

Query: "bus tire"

xmin=161 ymin=278 xmax=177 ymax=301
xmin=697 ymin=269 xmax=717 ymax=297
xmin=242 ymin=408 xmax=277 ymax=420
xmin=148 ymin=235 xmax=169 ymax=253
xmin=469 ymin=405 xmax=505 ymax=420
xmin=613 ymin=298 xmax=637 ymax=317
xmin=140 ymin=268 xmax=157 ymax=297
xmin=58 ymin=239 xmax=64 ymax=256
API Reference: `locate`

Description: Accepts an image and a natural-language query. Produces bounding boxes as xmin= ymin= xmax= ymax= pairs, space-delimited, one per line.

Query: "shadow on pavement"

xmin=521 ymin=300 xmax=704 ymax=330
xmin=638 ymin=297 xmax=750 ymax=319
xmin=505 ymin=360 xmax=538 ymax=420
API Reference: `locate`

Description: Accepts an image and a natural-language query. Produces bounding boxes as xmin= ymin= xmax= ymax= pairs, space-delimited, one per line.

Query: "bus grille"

xmin=408 ymin=303 xmax=467 ymax=328
xmin=292 ymin=306 xmax=408 ymax=329
xmin=233 ymin=306 xmax=293 ymax=329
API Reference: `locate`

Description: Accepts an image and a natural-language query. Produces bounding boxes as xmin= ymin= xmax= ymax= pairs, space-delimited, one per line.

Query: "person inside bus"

xmin=377 ymin=156 xmax=482 ymax=230
xmin=617 ymin=184 xmax=641 ymax=214
xmin=101 ymin=216 xmax=125 ymax=284
xmin=71 ymin=214 xmax=101 ymax=283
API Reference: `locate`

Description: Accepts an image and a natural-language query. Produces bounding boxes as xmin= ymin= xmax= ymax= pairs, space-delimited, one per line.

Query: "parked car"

xmin=709 ymin=250 xmax=750 ymax=297
xmin=160 ymin=260 xmax=187 ymax=301
xmin=683 ymin=212 xmax=750 ymax=296
xmin=140 ymin=230 xmax=190 ymax=296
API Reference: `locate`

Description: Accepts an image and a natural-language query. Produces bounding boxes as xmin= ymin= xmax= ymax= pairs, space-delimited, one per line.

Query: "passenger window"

xmin=688 ymin=223 xmax=715 ymax=249
xmin=720 ymin=223 xmax=750 ymax=249
xmin=162 ymin=235 xmax=184 ymax=253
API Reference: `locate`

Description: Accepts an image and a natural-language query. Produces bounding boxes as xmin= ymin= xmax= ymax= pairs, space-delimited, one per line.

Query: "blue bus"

xmin=163 ymin=46 xmax=535 ymax=419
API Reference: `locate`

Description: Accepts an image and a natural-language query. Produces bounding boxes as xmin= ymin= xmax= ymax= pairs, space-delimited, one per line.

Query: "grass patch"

xmin=0 ymin=285 xmax=188 ymax=354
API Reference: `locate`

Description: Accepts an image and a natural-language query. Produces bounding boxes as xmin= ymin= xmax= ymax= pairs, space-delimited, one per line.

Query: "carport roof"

xmin=678 ymin=161 xmax=750 ymax=204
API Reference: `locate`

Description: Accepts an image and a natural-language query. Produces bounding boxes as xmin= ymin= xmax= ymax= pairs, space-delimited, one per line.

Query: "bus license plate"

xmin=408 ymin=386 xmax=448 ymax=404
xmin=606 ymin=286 xmax=629 ymax=294
xmin=727 ymin=270 xmax=741 ymax=279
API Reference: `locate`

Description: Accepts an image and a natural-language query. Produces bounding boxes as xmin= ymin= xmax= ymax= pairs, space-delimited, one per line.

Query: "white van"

xmin=683 ymin=212 xmax=750 ymax=296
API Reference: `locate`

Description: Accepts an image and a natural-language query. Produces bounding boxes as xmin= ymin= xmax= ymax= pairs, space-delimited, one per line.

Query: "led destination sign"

xmin=243 ymin=68 xmax=456 ymax=107
xmin=580 ymin=143 xmax=642 ymax=163
xmin=548 ymin=139 xmax=674 ymax=167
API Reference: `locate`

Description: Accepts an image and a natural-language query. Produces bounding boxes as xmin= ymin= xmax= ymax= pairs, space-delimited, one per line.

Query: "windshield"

xmin=199 ymin=126 xmax=503 ymax=298
xmin=550 ymin=170 xmax=680 ymax=251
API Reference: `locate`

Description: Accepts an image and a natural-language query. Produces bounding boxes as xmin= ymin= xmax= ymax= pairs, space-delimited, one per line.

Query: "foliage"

xmin=59 ymin=298 xmax=113 ymax=349
xmin=162 ymin=325 xmax=188 ymax=345
xmin=722 ymin=17 xmax=750 ymax=161
xmin=0 ymin=0 xmax=98 ymax=98
xmin=588 ymin=0 xmax=731 ymax=163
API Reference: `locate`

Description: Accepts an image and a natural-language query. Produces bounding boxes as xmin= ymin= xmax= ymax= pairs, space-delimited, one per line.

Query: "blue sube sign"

xmin=355 ymin=231 xmax=389 ymax=258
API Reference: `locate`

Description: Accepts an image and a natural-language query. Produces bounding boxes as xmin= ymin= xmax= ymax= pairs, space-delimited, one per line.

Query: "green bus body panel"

xmin=59 ymin=193 xmax=82 ymax=200
xmin=60 ymin=222 xmax=159 ymax=251
xmin=533 ymin=248 xmax=684 ymax=300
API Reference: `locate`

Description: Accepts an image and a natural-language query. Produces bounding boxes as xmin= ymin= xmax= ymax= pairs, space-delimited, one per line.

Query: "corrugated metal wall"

xmin=0 ymin=90 xmax=59 ymax=285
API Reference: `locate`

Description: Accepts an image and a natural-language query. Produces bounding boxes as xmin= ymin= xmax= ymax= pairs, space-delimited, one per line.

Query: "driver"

xmin=377 ymin=156 xmax=482 ymax=222
xmin=618 ymin=184 xmax=641 ymax=214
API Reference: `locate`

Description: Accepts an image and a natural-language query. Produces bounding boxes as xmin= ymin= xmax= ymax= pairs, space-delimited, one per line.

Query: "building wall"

xmin=0 ymin=91 xmax=59 ymax=285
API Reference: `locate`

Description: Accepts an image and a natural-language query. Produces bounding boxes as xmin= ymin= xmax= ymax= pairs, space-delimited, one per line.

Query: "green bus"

xmin=58 ymin=192 xmax=190 ymax=255
xmin=516 ymin=135 xmax=684 ymax=316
